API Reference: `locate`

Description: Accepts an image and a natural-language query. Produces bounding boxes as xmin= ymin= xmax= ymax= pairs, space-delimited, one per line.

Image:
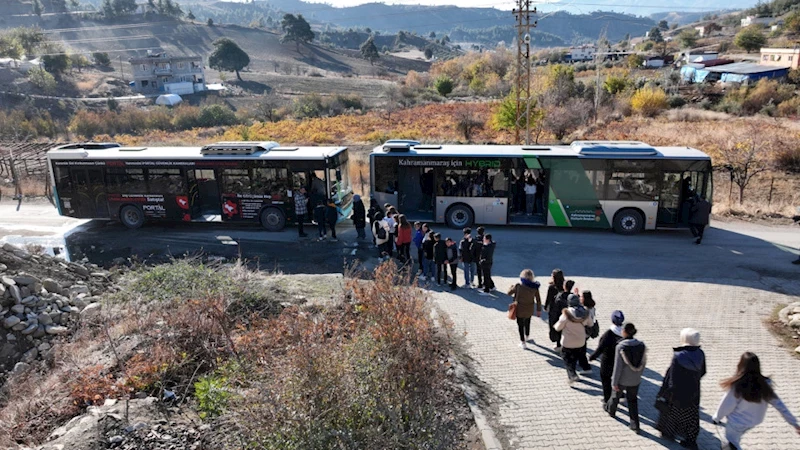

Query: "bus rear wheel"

xmin=120 ymin=205 xmax=144 ymax=229
xmin=613 ymin=209 xmax=644 ymax=235
xmin=445 ymin=204 xmax=474 ymax=229
xmin=260 ymin=207 xmax=286 ymax=231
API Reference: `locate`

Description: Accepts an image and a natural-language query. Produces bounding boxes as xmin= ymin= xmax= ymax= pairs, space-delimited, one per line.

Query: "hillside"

xmin=541 ymin=0 xmax=757 ymax=15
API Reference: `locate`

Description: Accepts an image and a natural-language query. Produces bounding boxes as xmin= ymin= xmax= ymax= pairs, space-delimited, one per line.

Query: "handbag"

xmin=508 ymin=302 xmax=517 ymax=320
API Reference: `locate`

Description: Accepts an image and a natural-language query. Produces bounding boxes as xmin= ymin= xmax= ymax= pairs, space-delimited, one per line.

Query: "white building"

xmin=129 ymin=52 xmax=206 ymax=95
xmin=568 ymin=45 xmax=596 ymax=61
xmin=741 ymin=16 xmax=772 ymax=27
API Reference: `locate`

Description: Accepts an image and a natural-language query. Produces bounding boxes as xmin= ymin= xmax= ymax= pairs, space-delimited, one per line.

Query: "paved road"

xmin=2 ymin=201 xmax=800 ymax=449
xmin=426 ymin=223 xmax=800 ymax=450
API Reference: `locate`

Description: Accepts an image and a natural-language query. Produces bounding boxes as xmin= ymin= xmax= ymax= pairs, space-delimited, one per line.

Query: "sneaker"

xmin=793 ymin=258 xmax=800 ymax=265
xmin=476 ymin=285 xmax=484 ymax=290
xmin=478 ymin=291 xmax=491 ymax=296
xmin=579 ymin=368 xmax=593 ymax=375
xmin=630 ymin=425 xmax=640 ymax=434
xmin=462 ymin=284 xmax=470 ymax=288
xmin=554 ymin=345 xmax=562 ymax=352
xmin=318 ymin=237 xmax=326 ymax=241
xmin=519 ymin=342 xmax=527 ymax=349
xmin=419 ymin=275 xmax=427 ymax=281
xmin=450 ymin=285 xmax=457 ymax=291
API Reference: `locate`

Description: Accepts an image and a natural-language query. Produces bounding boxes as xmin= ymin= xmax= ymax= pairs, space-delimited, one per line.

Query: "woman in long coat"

xmin=544 ymin=269 xmax=565 ymax=350
xmin=656 ymin=328 xmax=706 ymax=449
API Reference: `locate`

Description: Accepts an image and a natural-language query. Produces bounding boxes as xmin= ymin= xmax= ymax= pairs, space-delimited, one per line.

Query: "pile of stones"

xmin=777 ymin=301 xmax=800 ymax=354
xmin=0 ymin=243 xmax=120 ymax=373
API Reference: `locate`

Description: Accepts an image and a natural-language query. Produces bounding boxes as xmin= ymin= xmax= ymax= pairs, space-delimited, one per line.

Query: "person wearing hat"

xmin=608 ymin=323 xmax=647 ymax=434
xmin=351 ymin=194 xmax=366 ymax=240
xmin=553 ymin=292 xmax=594 ymax=384
xmin=590 ymin=310 xmax=626 ymax=404
xmin=655 ymin=328 xmax=706 ymax=449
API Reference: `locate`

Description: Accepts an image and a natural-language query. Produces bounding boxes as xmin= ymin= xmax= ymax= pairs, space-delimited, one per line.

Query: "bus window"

xmin=439 ymin=170 xmax=498 ymax=197
xmin=54 ymin=166 xmax=72 ymax=192
xmin=587 ymin=170 xmax=607 ymax=199
xmin=607 ymin=160 xmax=658 ymax=202
xmin=222 ymin=169 xmax=250 ymax=194
xmin=252 ymin=168 xmax=289 ymax=195
xmin=147 ymin=168 xmax=185 ymax=194
xmin=108 ymin=168 xmax=147 ymax=193
xmin=328 ymin=161 xmax=351 ymax=198
xmin=373 ymin=157 xmax=397 ymax=194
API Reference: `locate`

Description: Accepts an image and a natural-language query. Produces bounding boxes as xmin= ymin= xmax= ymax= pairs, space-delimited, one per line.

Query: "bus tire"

xmin=260 ymin=207 xmax=286 ymax=231
xmin=445 ymin=204 xmax=474 ymax=229
xmin=119 ymin=205 xmax=145 ymax=229
xmin=613 ymin=209 xmax=644 ymax=235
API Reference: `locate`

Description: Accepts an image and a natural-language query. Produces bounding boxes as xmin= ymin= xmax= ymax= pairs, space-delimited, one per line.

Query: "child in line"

xmin=445 ymin=237 xmax=459 ymax=290
xmin=421 ymin=230 xmax=436 ymax=281
xmin=433 ymin=233 xmax=447 ymax=286
xmin=413 ymin=222 xmax=424 ymax=273
xmin=325 ymin=198 xmax=339 ymax=242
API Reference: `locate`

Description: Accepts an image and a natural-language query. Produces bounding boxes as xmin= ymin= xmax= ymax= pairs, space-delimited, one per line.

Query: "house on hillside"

xmin=682 ymin=51 xmax=719 ymax=64
xmin=705 ymin=62 xmax=788 ymax=83
xmin=741 ymin=16 xmax=772 ymax=27
xmin=129 ymin=52 xmax=206 ymax=95
xmin=760 ymin=47 xmax=799 ymax=70
xmin=694 ymin=26 xmax=707 ymax=37
xmin=567 ymin=45 xmax=596 ymax=62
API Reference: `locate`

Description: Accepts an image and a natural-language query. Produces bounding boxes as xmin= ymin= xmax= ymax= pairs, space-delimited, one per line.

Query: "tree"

xmin=70 ymin=53 xmax=90 ymax=72
xmin=52 ymin=0 xmax=68 ymax=12
xmin=734 ymin=26 xmax=766 ymax=53
xmin=785 ymin=11 xmax=800 ymax=34
xmin=678 ymin=29 xmax=700 ymax=48
xmin=207 ymin=18 xmax=214 ymax=26
xmin=93 ymin=51 xmax=111 ymax=66
xmin=648 ymin=27 xmax=664 ymax=43
xmin=255 ymin=94 xmax=282 ymax=122
xmin=706 ymin=22 xmax=722 ymax=36
xmin=280 ymin=14 xmax=315 ymax=53
xmin=626 ymin=53 xmax=644 ymax=68
xmin=32 ymin=0 xmax=43 ymax=16
xmin=434 ymin=75 xmax=454 ymax=96
xmin=208 ymin=38 xmax=250 ymax=81
xmin=186 ymin=10 xmax=195 ymax=20
xmin=424 ymin=47 xmax=433 ymax=59
xmin=112 ymin=0 xmax=137 ymax=16
xmin=455 ymin=109 xmax=483 ymax=142
xmin=429 ymin=31 xmax=436 ymax=38
xmin=360 ymin=36 xmax=379 ymax=65
xmin=11 ymin=27 xmax=45 ymax=56
xmin=101 ymin=0 xmax=114 ymax=17
xmin=658 ymin=20 xmax=669 ymax=30
xmin=542 ymin=97 xmax=591 ymax=141
xmin=0 ymin=35 xmax=24 ymax=61
xmin=28 ymin=67 xmax=56 ymax=94
xmin=717 ymin=125 xmax=773 ymax=203
xmin=603 ymin=75 xmax=628 ymax=94
xmin=41 ymin=44 xmax=71 ymax=76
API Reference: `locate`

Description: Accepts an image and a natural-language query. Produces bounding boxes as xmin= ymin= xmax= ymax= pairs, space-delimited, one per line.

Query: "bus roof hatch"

xmin=201 ymin=141 xmax=280 ymax=155
xmin=572 ymin=141 xmax=658 ymax=157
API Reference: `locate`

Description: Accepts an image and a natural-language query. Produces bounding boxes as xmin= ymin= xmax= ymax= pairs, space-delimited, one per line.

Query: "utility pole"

xmin=513 ymin=0 xmax=536 ymax=145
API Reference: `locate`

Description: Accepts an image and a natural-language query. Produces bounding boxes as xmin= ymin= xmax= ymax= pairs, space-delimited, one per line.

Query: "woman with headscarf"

xmin=655 ymin=328 xmax=706 ymax=449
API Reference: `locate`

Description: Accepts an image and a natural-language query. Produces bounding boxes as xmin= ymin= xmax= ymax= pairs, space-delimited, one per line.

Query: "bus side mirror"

xmin=335 ymin=170 xmax=342 ymax=182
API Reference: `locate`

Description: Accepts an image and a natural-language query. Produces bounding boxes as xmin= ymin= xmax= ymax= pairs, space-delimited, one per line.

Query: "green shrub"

xmin=775 ymin=146 xmax=800 ymax=172
xmin=333 ymin=93 xmax=363 ymax=110
xmin=433 ymin=75 xmax=454 ymax=96
xmin=714 ymin=97 xmax=743 ymax=115
xmin=293 ymin=93 xmax=325 ymax=119
xmin=69 ymin=110 xmax=105 ymax=138
xmin=198 ymin=104 xmax=239 ymax=127
xmin=740 ymin=79 xmax=794 ymax=114
xmin=667 ymin=95 xmax=687 ymax=108
xmin=603 ymin=75 xmax=629 ymax=95
xmin=171 ymin=105 xmax=202 ymax=130
xmin=93 ymin=52 xmax=111 ymax=66
xmin=777 ymin=96 xmax=800 ymax=117
xmin=194 ymin=375 xmax=231 ymax=419
xmin=27 ymin=67 xmax=56 ymax=94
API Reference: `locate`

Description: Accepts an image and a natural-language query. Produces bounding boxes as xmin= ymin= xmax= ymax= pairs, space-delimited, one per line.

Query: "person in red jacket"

xmin=395 ymin=214 xmax=413 ymax=265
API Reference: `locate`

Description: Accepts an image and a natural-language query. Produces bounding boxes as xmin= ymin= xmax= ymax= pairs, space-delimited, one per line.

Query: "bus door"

xmin=191 ymin=169 xmax=221 ymax=219
xmin=397 ymin=166 xmax=434 ymax=221
xmin=508 ymin=167 xmax=548 ymax=225
xmin=657 ymin=172 xmax=682 ymax=227
xmin=71 ymin=167 xmax=109 ymax=218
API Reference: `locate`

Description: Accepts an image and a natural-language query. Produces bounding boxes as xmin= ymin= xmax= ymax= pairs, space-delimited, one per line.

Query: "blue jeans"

xmin=462 ymin=262 xmax=475 ymax=285
xmin=422 ymin=258 xmax=434 ymax=278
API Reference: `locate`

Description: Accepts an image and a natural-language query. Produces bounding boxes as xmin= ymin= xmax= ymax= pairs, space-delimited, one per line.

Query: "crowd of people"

xmin=505 ymin=268 xmax=800 ymax=449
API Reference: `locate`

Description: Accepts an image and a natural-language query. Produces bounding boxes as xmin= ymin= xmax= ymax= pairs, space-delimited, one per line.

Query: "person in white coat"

xmin=553 ymin=293 xmax=594 ymax=384
xmin=713 ymin=352 xmax=800 ymax=449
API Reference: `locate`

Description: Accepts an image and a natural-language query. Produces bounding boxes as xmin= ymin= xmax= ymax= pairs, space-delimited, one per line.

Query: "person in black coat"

xmin=590 ymin=310 xmax=626 ymax=403
xmin=689 ymin=195 xmax=711 ymax=245
xmin=351 ymin=194 xmax=366 ymax=239
xmin=544 ymin=269 xmax=565 ymax=349
xmin=367 ymin=197 xmax=380 ymax=246
xmin=313 ymin=199 xmax=327 ymax=240
xmin=473 ymin=226 xmax=485 ymax=289
xmin=459 ymin=228 xmax=475 ymax=288
xmin=325 ymin=198 xmax=339 ymax=241
xmin=477 ymin=234 xmax=495 ymax=295
xmin=433 ymin=233 xmax=447 ymax=285
xmin=656 ymin=328 xmax=707 ymax=449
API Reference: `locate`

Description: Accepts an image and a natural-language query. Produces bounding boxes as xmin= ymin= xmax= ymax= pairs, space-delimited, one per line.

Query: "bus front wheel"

xmin=613 ymin=209 xmax=644 ymax=235
xmin=445 ymin=204 xmax=474 ymax=229
xmin=120 ymin=205 xmax=145 ymax=229
xmin=260 ymin=207 xmax=286 ymax=231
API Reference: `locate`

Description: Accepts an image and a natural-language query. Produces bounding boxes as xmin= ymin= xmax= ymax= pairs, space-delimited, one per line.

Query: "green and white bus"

xmin=369 ymin=140 xmax=712 ymax=234
xmin=47 ymin=141 xmax=353 ymax=231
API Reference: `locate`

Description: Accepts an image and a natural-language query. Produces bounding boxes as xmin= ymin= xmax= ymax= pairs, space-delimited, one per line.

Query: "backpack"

xmin=375 ymin=223 xmax=387 ymax=240
xmin=586 ymin=320 xmax=600 ymax=339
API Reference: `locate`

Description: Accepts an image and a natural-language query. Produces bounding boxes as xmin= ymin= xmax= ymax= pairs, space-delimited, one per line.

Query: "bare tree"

xmin=718 ymin=124 xmax=775 ymax=204
xmin=455 ymin=108 xmax=484 ymax=142
xmin=381 ymin=85 xmax=402 ymax=125
xmin=255 ymin=94 xmax=282 ymax=123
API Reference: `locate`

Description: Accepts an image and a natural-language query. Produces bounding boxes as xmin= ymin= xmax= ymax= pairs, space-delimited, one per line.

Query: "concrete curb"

xmin=459 ymin=373 xmax=503 ymax=450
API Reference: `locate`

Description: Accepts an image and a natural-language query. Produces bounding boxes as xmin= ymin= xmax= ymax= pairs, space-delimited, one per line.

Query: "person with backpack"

xmin=590 ymin=310 xmax=626 ymax=404
xmin=459 ymin=228 xmax=475 ymax=288
xmin=713 ymin=352 xmax=800 ymax=449
xmin=325 ymin=198 xmax=339 ymax=241
xmin=445 ymin=237 xmax=459 ymax=290
xmin=473 ymin=226 xmax=485 ymax=289
xmin=656 ymin=328 xmax=706 ymax=450
xmin=608 ymin=323 xmax=647 ymax=434
xmin=433 ymin=233 xmax=447 ymax=286
xmin=395 ymin=214 xmax=412 ymax=265
xmin=413 ymin=222 xmax=425 ymax=273
xmin=508 ymin=269 xmax=541 ymax=349
xmin=553 ymin=293 xmax=593 ymax=384
xmin=351 ymin=194 xmax=366 ymax=240
xmin=313 ymin=199 xmax=327 ymax=241
xmin=372 ymin=211 xmax=390 ymax=259
xmin=545 ymin=269 xmax=566 ymax=351
xmin=421 ymin=230 xmax=436 ymax=282
xmin=477 ymin=234 xmax=496 ymax=295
